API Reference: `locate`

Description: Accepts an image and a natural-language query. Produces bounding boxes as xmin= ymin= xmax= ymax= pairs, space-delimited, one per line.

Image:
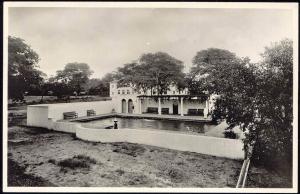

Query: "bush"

xmin=115 ymin=168 xmax=125 ymax=176
xmin=126 ymin=174 xmax=149 ymax=186
xmin=57 ymin=155 xmax=96 ymax=170
xmin=112 ymin=143 xmax=146 ymax=157
xmin=48 ymin=159 xmax=56 ymax=164
xmin=224 ymin=130 xmax=237 ymax=139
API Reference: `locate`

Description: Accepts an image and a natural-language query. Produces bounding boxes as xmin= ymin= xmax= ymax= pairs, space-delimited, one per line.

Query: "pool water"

xmin=79 ymin=117 xmax=217 ymax=134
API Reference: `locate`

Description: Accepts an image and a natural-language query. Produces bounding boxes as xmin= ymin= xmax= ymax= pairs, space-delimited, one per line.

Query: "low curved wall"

xmin=76 ymin=125 xmax=245 ymax=160
xmin=48 ymin=120 xmax=78 ymax=133
xmin=47 ymin=121 xmax=244 ymax=159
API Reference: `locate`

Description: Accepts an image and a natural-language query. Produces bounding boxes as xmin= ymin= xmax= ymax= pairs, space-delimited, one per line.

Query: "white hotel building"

xmin=109 ymin=81 xmax=217 ymax=119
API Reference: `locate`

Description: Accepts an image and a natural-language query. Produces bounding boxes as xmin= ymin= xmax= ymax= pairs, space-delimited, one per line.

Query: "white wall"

xmin=111 ymin=95 xmax=139 ymax=114
xmin=27 ymin=105 xmax=49 ymax=128
xmin=47 ymin=120 xmax=78 ymax=133
xmin=47 ymin=101 xmax=115 ymax=121
xmin=76 ymin=126 xmax=244 ymax=160
xmin=27 ymin=101 xmax=116 ymax=127
xmin=30 ymin=118 xmax=245 ymax=159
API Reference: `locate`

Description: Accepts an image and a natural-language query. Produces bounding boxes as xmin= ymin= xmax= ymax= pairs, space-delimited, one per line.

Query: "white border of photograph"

xmin=2 ymin=1 xmax=298 ymax=193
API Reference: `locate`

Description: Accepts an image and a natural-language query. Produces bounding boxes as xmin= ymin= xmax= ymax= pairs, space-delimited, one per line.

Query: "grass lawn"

xmin=8 ymin=95 xmax=112 ymax=106
xmin=6 ymin=105 xmax=292 ymax=187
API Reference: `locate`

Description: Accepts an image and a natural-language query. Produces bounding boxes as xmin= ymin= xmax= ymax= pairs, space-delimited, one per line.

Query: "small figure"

xmin=113 ymin=118 xmax=118 ymax=129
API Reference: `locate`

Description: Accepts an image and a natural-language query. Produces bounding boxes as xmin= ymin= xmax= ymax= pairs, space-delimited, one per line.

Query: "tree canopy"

xmin=253 ymin=39 xmax=293 ymax=172
xmin=187 ymin=48 xmax=239 ymax=94
xmin=8 ymin=36 xmax=45 ymax=101
xmin=190 ymin=40 xmax=293 ymax=174
xmin=85 ymin=73 xmax=116 ymax=96
xmin=116 ymin=52 xmax=185 ymax=95
xmin=53 ymin=62 xmax=93 ymax=94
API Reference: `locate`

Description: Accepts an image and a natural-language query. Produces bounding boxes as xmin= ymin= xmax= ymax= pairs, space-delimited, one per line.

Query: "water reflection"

xmin=84 ymin=117 xmax=216 ymax=134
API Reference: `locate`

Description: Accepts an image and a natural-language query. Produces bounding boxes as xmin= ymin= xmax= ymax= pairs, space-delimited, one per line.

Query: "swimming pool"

xmin=78 ymin=117 xmax=217 ymax=135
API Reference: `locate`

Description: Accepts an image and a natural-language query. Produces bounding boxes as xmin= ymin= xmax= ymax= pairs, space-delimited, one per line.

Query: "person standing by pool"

xmin=114 ymin=118 xmax=118 ymax=129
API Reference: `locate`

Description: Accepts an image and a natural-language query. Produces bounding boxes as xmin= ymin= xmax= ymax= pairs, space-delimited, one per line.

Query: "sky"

xmin=8 ymin=7 xmax=294 ymax=79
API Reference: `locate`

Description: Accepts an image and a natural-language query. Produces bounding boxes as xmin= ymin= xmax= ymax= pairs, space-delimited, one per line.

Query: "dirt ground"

xmin=8 ymin=125 xmax=242 ymax=187
xmin=6 ymin=105 xmax=292 ymax=188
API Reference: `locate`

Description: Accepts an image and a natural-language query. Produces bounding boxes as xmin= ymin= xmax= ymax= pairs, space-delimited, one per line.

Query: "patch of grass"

xmin=74 ymin=155 xmax=97 ymax=163
xmin=83 ymin=182 xmax=91 ymax=187
xmin=126 ymin=174 xmax=149 ymax=186
xmin=23 ymin=127 xmax=53 ymax=135
xmin=48 ymin=159 xmax=56 ymax=165
xmin=226 ymin=175 xmax=237 ymax=187
xmin=7 ymin=158 xmax=55 ymax=186
xmin=246 ymin=167 xmax=292 ymax=188
xmin=57 ymin=155 xmax=97 ymax=171
xmin=112 ymin=142 xmax=146 ymax=157
xmin=8 ymin=118 xmax=27 ymax=127
xmin=115 ymin=168 xmax=125 ymax=176
xmin=8 ymin=132 xmax=16 ymax=139
xmin=158 ymin=166 xmax=188 ymax=183
xmin=176 ymin=160 xmax=185 ymax=165
xmin=167 ymin=168 xmax=185 ymax=182
xmin=8 ymin=139 xmax=33 ymax=146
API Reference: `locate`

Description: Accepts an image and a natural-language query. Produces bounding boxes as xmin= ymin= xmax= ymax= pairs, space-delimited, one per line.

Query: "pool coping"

xmin=65 ymin=113 xmax=213 ymax=123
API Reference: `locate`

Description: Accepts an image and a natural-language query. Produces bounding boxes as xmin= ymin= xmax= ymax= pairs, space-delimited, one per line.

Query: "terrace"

xmin=137 ymin=94 xmax=210 ymax=117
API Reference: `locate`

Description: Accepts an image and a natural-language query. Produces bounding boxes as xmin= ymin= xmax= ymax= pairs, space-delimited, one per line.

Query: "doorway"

xmin=128 ymin=99 xmax=133 ymax=114
xmin=121 ymin=99 xmax=126 ymax=113
xmin=173 ymin=103 xmax=178 ymax=115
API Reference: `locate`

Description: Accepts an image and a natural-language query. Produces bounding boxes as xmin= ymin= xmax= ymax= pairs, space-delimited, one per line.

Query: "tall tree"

xmin=190 ymin=48 xmax=238 ymax=93
xmin=115 ymin=62 xmax=139 ymax=88
xmin=252 ymin=39 xmax=293 ymax=173
xmin=116 ymin=52 xmax=185 ymax=95
xmin=102 ymin=72 xmax=117 ymax=84
xmin=85 ymin=78 xmax=107 ymax=96
xmin=54 ymin=62 xmax=93 ymax=94
xmin=139 ymin=52 xmax=185 ymax=95
xmin=8 ymin=36 xmax=45 ymax=101
xmin=192 ymin=48 xmax=237 ymax=68
xmin=194 ymin=40 xmax=293 ymax=176
xmin=84 ymin=73 xmax=117 ymax=96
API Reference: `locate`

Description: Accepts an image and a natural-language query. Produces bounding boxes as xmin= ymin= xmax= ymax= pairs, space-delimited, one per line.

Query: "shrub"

xmin=58 ymin=158 xmax=89 ymax=169
xmin=57 ymin=155 xmax=96 ymax=170
xmin=73 ymin=155 xmax=97 ymax=164
xmin=112 ymin=143 xmax=146 ymax=157
xmin=115 ymin=168 xmax=125 ymax=176
xmin=126 ymin=174 xmax=149 ymax=186
xmin=48 ymin=159 xmax=56 ymax=164
xmin=224 ymin=130 xmax=237 ymax=139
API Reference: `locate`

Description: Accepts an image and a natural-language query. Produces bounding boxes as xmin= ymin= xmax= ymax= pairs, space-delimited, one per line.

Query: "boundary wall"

xmin=27 ymin=101 xmax=116 ymax=127
xmin=47 ymin=120 xmax=244 ymax=160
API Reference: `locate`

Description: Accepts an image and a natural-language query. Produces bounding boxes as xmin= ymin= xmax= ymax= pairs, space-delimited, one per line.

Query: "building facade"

xmin=110 ymin=81 xmax=217 ymax=118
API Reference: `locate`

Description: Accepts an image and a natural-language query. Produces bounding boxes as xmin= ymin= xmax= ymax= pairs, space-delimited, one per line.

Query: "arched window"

xmin=128 ymin=99 xmax=133 ymax=114
xmin=121 ymin=99 xmax=126 ymax=113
